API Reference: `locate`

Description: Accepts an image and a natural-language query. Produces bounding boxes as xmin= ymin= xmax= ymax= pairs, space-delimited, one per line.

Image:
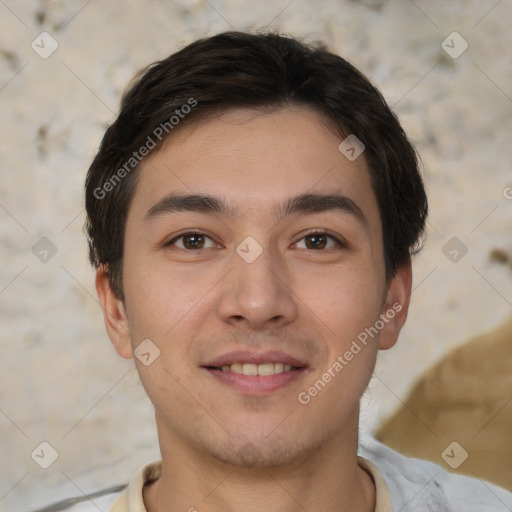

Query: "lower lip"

xmin=203 ymin=368 xmax=307 ymax=394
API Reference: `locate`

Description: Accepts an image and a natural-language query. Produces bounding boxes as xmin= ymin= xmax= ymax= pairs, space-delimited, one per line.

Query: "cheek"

xmin=298 ymin=260 xmax=385 ymax=340
xmin=298 ymin=271 xmax=382 ymax=414
xmin=122 ymin=253 xmax=221 ymax=342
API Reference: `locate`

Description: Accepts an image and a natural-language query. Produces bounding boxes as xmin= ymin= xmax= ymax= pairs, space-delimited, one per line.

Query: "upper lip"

xmin=202 ymin=350 xmax=308 ymax=368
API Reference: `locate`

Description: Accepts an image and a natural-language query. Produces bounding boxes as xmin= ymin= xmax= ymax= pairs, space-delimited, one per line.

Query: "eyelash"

xmin=164 ymin=230 xmax=346 ymax=251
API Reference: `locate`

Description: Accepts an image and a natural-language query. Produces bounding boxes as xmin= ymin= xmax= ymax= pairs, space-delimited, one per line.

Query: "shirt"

xmin=56 ymin=437 xmax=512 ymax=511
xmin=109 ymin=454 xmax=392 ymax=512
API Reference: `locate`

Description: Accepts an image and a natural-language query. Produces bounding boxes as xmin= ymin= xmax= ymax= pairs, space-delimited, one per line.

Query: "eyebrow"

xmin=144 ymin=192 xmax=368 ymax=228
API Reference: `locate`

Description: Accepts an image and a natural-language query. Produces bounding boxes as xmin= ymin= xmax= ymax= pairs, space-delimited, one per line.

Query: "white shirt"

xmin=49 ymin=437 xmax=512 ymax=511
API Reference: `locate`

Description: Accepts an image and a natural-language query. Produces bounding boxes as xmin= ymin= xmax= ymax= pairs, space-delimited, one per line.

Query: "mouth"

xmin=205 ymin=362 xmax=302 ymax=375
xmin=201 ymin=351 xmax=309 ymax=394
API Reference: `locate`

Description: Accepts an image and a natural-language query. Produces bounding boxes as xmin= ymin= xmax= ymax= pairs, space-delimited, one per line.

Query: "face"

xmin=97 ymin=106 xmax=411 ymax=467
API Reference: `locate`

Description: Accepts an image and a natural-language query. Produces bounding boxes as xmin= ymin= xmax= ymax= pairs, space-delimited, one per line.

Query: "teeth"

xmin=230 ymin=363 xmax=243 ymax=374
xmin=257 ymin=363 xmax=274 ymax=376
xmin=218 ymin=362 xmax=297 ymax=375
xmin=242 ymin=363 xmax=258 ymax=376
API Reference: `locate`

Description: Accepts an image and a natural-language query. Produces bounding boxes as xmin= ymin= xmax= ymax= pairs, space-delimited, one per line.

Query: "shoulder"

xmin=358 ymin=435 xmax=512 ymax=512
xmin=51 ymin=459 xmax=161 ymax=512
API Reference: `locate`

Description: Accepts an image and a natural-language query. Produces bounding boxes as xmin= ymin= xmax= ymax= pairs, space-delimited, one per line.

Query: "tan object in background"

xmin=376 ymin=316 xmax=512 ymax=491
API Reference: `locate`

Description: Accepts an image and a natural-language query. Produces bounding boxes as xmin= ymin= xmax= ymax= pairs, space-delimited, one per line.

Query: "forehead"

xmin=129 ymin=106 xmax=381 ymax=233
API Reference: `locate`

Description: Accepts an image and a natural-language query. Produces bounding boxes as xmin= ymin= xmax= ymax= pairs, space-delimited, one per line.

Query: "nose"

xmin=216 ymin=243 xmax=298 ymax=331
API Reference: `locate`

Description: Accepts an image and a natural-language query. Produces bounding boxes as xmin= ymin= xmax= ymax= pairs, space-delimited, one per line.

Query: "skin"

xmin=96 ymin=106 xmax=412 ymax=512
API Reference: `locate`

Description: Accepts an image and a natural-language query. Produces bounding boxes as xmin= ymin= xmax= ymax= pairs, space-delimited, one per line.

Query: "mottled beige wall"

xmin=1 ymin=0 xmax=511 ymax=510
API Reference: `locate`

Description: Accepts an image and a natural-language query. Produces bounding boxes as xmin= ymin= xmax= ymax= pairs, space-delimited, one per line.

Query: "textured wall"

xmin=1 ymin=0 xmax=511 ymax=510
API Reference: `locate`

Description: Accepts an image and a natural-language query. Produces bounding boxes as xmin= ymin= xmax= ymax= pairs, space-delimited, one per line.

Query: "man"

xmin=79 ymin=31 xmax=511 ymax=511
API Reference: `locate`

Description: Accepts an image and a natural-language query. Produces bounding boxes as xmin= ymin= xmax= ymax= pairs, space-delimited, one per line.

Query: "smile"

xmin=202 ymin=350 xmax=308 ymax=393
xmin=213 ymin=362 xmax=299 ymax=375
xmin=203 ymin=364 xmax=307 ymax=394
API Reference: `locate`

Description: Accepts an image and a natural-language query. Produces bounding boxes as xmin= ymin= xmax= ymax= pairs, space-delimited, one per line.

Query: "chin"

xmin=201 ymin=427 xmax=325 ymax=469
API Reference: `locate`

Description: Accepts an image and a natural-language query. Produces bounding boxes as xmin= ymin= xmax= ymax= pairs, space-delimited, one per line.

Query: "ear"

xmin=378 ymin=260 xmax=412 ymax=351
xmin=95 ymin=266 xmax=133 ymax=359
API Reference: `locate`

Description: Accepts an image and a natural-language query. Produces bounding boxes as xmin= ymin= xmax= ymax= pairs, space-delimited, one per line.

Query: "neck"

xmin=143 ymin=410 xmax=375 ymax=512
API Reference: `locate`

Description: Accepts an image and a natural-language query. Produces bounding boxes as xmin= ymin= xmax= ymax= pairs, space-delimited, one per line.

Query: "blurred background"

xmin=0 ymin=0 xmax=511 ymax=510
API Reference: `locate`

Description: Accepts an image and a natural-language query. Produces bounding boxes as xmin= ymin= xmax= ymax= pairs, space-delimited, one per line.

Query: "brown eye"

xmin=295 ymin=232 xmax=343 ymax=250
xmin=305 ymin=234 xmax=327 ymax=249
xmin=166 ymin=232 xmax=217 ymax=250
xmin=182 ymin=234 xmax=205 ymax=249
